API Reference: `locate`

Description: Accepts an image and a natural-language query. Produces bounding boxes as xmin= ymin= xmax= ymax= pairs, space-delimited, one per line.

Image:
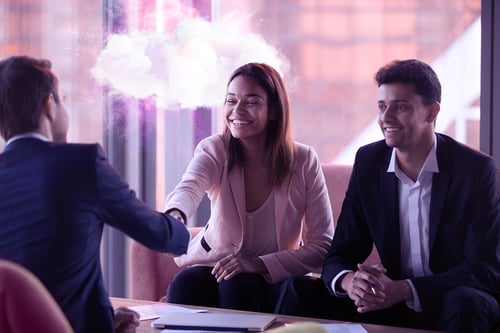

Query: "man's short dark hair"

xmin=0 ymin=55 xmax=60 ymax=140
xmin=374 ymin=59 xmax=441 ymax=105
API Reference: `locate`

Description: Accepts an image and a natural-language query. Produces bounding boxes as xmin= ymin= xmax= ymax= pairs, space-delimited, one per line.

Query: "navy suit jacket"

xmin=322 ymin=133 xmax=500 ymax=312
xmin=0 ymin=138 xmax=190 ymax=332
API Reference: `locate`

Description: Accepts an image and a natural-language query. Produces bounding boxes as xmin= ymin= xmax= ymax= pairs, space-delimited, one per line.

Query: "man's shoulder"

xmin=49 ymin=142 xmax=102 ymax=154
xmin=50 ymin=142 xmax=100 ymax=149
xmin=43 ymin=142 xmax=107 ymax=168
xmin=436 ymin=133 xmax=495 ymax=165
xmin=358 ymin=139 xmax=388 ymax=151
xmin=356 ymin=139 xmax=390 ymax=161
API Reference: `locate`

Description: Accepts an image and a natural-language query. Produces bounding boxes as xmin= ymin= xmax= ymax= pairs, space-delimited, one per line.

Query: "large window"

xmin=1 ymin=0 xmax=482 ymax=204
xmin=90 ymin=0 xmax=483 ymax=211
xmin=1 ymin=0 xmax=488 ymax=297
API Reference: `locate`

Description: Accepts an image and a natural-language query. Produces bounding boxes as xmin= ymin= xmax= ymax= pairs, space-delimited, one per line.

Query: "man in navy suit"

xmin=276 ymin=59 xmax=500 ymax=332
xmin=0 ymin=55 xmax=190 ymax=332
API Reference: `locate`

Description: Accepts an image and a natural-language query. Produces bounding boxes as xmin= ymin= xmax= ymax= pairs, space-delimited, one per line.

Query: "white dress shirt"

xmin=388 ymin=135 xmax=438 ymax=311
xmin=332 ymin=135 xmax=439 ymax=313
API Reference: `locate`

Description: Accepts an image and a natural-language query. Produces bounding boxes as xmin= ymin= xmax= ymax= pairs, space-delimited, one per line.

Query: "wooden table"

xmin=110 ymin=297 xmax=442 ymax=333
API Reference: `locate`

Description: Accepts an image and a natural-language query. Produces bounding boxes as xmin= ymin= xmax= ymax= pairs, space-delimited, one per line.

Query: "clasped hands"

xmin=212 ymin=254 xmax=266 ymax=283
xmin=341 ymin=263 xmax=412 ymax=313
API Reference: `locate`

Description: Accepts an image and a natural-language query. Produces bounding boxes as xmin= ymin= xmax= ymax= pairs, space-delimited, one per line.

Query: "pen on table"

xmin=370 ymin=284 xmax=376 ymax=295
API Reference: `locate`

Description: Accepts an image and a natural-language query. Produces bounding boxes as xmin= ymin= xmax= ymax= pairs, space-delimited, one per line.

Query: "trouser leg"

xmin=218 ymin=273 xmax=281 ymax=313
xmin=274 ymin=275 xmax=357 ymax=320
xmin=440 ymin=286 xmax=500 ymax=333
xmin=166 ymin=266 xmax=218 ymax=307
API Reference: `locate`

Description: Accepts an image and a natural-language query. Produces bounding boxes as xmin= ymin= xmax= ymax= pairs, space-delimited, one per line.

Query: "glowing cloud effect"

xmin=91 ymin=10 xmax=290 ymax=109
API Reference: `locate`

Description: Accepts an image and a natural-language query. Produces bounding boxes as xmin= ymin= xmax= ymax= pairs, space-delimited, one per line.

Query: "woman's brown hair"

xmin=222 ymin=63 xmax=295 ymax=186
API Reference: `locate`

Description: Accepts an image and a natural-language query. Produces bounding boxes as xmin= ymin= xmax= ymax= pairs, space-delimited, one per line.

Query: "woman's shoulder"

xmin=195 ymin=134 xmax=227 ymax=155
xmin=293 ymin=141 xmax=319 ymax=161
xmin=197 ymin=134 xmax=225 ymax=146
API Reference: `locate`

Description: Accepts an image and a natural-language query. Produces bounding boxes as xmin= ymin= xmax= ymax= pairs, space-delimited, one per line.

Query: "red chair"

xmin=0 ymin=259 xmax=72 ymax=333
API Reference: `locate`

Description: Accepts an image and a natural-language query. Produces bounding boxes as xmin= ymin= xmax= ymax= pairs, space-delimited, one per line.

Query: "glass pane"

xmin=211 ymin=0 xmax=481 ymax=164
xmin=1 ymin=0 xmax=481 ymax=206
xmin=0 ymin=0 xmax=104 ymax=148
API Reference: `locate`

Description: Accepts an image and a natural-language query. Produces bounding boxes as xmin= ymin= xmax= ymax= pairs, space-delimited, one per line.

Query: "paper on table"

xmin=129 ymin=303 xmax=207 ymax=320
xmin=321 ymin=323 xmax=368 ymax=333
xmin=161 ymin=328 xmax=245 ymax=333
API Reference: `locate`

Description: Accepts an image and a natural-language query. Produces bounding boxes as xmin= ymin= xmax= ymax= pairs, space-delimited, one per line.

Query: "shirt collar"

xmin=387 ymin=134 xmax=439 ymax=175
xmin=6 ymin=132 xmax=49 ymax=146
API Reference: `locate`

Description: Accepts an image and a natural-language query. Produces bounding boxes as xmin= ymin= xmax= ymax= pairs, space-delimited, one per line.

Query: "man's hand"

xmin=341 ymin=263 xmax=413 ymax=313
xmin=211 ymin=254 xmax=267 ymax=283
xmin=340 ymin=263 xmax=386 ymax=312
xmin=114 ymin=307 xmax=140 ymax=333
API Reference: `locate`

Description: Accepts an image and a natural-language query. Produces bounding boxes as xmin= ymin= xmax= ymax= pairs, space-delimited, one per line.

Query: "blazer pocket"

xmin=200 ymin=236 xmax=212 ymax=252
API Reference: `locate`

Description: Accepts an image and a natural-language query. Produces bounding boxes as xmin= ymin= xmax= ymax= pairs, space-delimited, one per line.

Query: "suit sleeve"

xmin=260 ymin=147 xmax=335 ymax=283
xmin=321 ymin=152 xmax=375 ymax=294
xmin=163 ymin=135 xmax=225 ymax=219
xmin=93 ymin=144 xmax=189 ymax=256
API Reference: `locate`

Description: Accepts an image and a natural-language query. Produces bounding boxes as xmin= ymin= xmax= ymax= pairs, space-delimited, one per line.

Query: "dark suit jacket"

xmin=0 ymin=138 xmax=190 ymax=333
xmin=322 ymin=133 xmax=500 ymax=312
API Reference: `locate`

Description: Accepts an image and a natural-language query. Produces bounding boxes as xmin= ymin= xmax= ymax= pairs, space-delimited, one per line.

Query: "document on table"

xmin=321 ymin=323 xmax=367 ymax=333
xmin=161 ymin=331 xmax=244 ymax=333
xmin=128 ymin=303 xmax=206 ymax=320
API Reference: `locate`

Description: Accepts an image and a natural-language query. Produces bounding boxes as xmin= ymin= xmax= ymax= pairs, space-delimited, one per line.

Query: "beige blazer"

xmin=165 ymin=135 xmax=334 ymax=283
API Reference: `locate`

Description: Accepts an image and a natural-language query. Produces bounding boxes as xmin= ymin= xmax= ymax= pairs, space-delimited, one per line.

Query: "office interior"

xmin=0 ymin=0 xmax=498 ymax=298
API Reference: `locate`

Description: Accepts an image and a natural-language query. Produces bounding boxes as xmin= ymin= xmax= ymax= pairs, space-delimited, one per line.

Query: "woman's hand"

xmin=211 ymin=254 xmax=267 ymax=283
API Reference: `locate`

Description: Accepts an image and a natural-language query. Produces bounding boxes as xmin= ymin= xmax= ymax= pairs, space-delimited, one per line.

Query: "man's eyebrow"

xmin=377 ymin=99 xmax=409 ymax=103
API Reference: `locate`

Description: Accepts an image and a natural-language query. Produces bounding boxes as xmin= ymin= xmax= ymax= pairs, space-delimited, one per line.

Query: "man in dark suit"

xmin=275 ymin=59 xmax=500 ymax=332
xmin=0 ymin=55 xmax=190 ymax=332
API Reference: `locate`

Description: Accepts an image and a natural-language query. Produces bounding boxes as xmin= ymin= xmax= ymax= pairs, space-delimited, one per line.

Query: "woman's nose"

xmin=232 ymin=101 xmax=244 ymax=113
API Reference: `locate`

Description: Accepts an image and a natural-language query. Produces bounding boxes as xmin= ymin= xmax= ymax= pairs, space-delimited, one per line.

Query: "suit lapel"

xmin=429 ymin=135 xmax=451 ymax=250
xmin=228 ymin=165 xmax=246 ymax=227
xmin=429 ymin=173 xmax=450 ymax=249
xmin=379 ymin=165 xmax=402 ymax=276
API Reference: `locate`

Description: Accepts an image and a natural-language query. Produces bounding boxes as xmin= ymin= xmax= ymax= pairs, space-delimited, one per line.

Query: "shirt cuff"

xmin=331 ymin=270 xmax=353 ymax=297
xmin=405 ymin=279 xmax=422 ymax=312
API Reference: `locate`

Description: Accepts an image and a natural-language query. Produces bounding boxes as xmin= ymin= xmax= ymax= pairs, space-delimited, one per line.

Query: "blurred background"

xmin=1 ymin=0 xmax=498 ymax=297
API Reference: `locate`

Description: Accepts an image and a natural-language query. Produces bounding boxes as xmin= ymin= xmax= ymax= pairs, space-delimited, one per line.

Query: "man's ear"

xmin=426 ymin=102 xmax=440 ymax=123
xmin=43 ymin=94 xmax=56 ymax=122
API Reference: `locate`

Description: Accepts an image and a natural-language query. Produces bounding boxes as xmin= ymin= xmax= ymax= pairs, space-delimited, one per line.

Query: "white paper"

xmin=129 ymin=303 xmax=207 ymax=320
xmin=161 ymin=330 xmax=244 ymax=333
xmin=321 ymin=323 xmax=368 ymax=333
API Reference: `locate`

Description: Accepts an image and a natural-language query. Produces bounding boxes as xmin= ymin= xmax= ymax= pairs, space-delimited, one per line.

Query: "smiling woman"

xmin=162 ymin=62 xmax=334 ymax=314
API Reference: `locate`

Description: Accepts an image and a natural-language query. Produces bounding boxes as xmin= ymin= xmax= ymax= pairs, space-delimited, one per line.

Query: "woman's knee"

xmin=219 ymin=273 xmax=263 ymax=295
xmin=166 ymin=266 xmax=214 ymax=304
